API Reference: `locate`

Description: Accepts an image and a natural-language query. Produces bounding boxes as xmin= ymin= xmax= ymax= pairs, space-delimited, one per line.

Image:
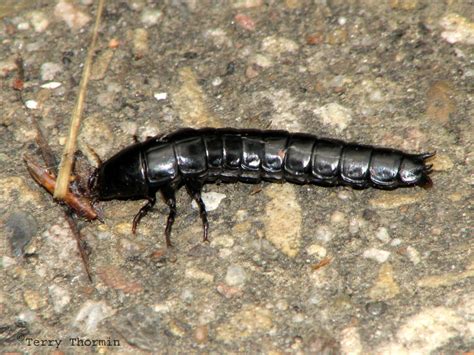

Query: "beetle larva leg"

xmin=132 ymin=195 xmax=156 ymax=234
xmin=184 ymin=179 xmax=209 ymax=243
xmin=160 ymin=185 xmax=177 ymax=247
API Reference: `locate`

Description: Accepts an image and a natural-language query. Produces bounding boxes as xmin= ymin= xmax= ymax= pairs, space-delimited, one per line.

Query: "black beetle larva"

xmin=88 ymin=128 xmax=434 ymax=246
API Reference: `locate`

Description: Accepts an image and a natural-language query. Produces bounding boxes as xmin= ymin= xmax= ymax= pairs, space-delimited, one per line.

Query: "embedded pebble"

xmin=40 ymin=62 xmax=63 ymax=81
xmin=390 ymin=238 xmax=402 ymax=247
xmin=180 ymin=288 xmax=194 ymax=302
xmin=232 ymin=0 xmax=263 ymax=9
xmin=261 ymin=36 xmax=299 ymax=57
xmin=375 ymin=301 xmax=474 ymax=353
xmin=140 ymin=9 xmax=163 ymax=26
xmin=249 ymin=54 xmax=273 ymax=68
xmin=54 ymin=0 xmax=91 ymax=30
xmin=363 ymin=248 xmax=391 ymax=263
xmin=133 ymin=28 xmax=149 ymax=59
xmin=28 ymin=11 xmax=49 ymax=32
xmin=330 ymin=211 xmax=346 ymax=225
xmin=314 ymin=103 xmax=352 ymax=133
xmin=5 ymin=210 xmax=38 ymax=257
xmin=235 ymin=13 xmax=256 ymax=31
xmin=225 ymin=264 xmax=247 ymax=286
xmin=315 ymin=225 xmax=334 ymax=243
xmin=97 ymin=266 xmax=143 ymax=294
xmin=203 ymin=28 xmax=232 ymax=48
xmin=0 ymin=58 xmax=17 ymax=77
xmin=306 ymin=244 xmax=327 ymax=258
xmin=264 ymin=184 xmax=302 ymax=257
xmin=191 ymin=192 xmax=226 ymax=211
xmin=210 ymin=235 xmax=235 ymax=248
xmin=389 ymin=0 xmax=418 ymax=10
xmin=340 ymin=326 xmax=363 ymax=355
xmin=431 ymin=154 xmax=454 ymax=172
xmin=375 ymin=227 xmax=391 ymax=244
xmin=216 ymin=305 xmax=273 ymax=341
xmin=368 ymin=263 xmax=400 ymax=301
xmin=406 ymin=246 xmax=420 ymax=265
xmin=40 ymin=82 xmax=62 ymax=89
xmin=212 ymin=77 xmax=223 ymax=86
xmin=23 ymin=289 xmax=47 ymax=310
xmin=365 ymin=300 xmax=388 ymax=316
xmin=90 ymin=49 xmax=114 ymax=80
xmin=172 ymin=67 xmax=222 ymax=127
xmin=153 ymin=92 xmax=168 ymax=101
xmin=426 ymin=81 xmax=456 ymax=124
xmin=73 ymin=301 xmax=115 ymax=333
xmin=48 ymin=285 xmax=71 ymax=313
xmin=439 ymin=13 xmax=474 ymax=45
xmin=369 ymin=191 xmax=425 ymax=209
xmin=185 ymin=267 xmax=214 ymax=283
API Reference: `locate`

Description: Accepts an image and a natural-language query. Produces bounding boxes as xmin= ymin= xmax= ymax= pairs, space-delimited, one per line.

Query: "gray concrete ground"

xmin=0 ymin=0 xmax=472 ymax=353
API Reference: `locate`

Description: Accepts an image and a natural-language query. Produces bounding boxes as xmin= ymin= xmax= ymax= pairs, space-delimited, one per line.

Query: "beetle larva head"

xmin=399 ymin=152 xmax=435 ymax=187
xmin=88 ymin=144 xmax=149 ymax=200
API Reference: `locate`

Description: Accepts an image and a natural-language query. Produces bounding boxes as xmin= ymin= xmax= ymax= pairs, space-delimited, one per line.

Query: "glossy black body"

xmin=90 ymin=128 xmax=433 ymax=246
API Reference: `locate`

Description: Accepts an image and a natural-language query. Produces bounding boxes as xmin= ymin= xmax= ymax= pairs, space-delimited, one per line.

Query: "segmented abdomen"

xmin=144 ymin=128 xmax=431 ymax=189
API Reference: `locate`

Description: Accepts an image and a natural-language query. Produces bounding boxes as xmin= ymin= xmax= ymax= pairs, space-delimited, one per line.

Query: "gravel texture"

xmin=0 ymin=0 xmax=472 ymax=353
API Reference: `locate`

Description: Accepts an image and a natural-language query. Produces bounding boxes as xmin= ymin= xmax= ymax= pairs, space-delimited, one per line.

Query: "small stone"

xmin=40 ymin=82 xmax=62 ymax=89
xmin=54 ymin=0 xmax=91 ymax=30
xmin=216 ymin=283 xmax=243 ymax=298
xmin=368 ymin=263 xmax=400 ymax=300
xmin=391 ymin=238 xmax=402 ymax=247
xmin=225 ymin=264 xmax=247 ymax=286
xmin=180 ymin=288 xmax=193 ymax=302
xmin=0 ymin=58 xmax=17 ymax=77
xmin=389 ymin=0 xmax=418 ymax=10
xmin=40 ymin=62 xmax=63 ymax=81
xmin=191 ymin=192 xmax=226 ymax=211
xmin=315 ymin=225 xmax=334 ymax=243
xmin=330 ymin=211 xmax=346 ymax=225
xmin=369 ymin=191 xmax=425 ymax=209
xmin=194 ymin=325 xmax=209 ymax=344
xmin=365 ymin=301 xmax=387 ymax=316
xmin=210 ymin=235 xmax=235 ymax=248
xmin=23 ymin=290 xmax=47 ymax=310
xmin=28 ymin=11 xmax=49 ymax=32
xmin=314 ymin=103 xmax=352 ymax=133
xmin=232 ymin=0 xmax=263 ymax=8
xmin=185 ymin=267 xmax=214 ymax=283
xmin=264 ymin=184 xmax=302 ymax=257
xmin=90 ymin=49 xmax=114 ymax=80
xmin=363 ymin=248 xmax=390 ymax=263
xmin=431 ymin=154 xmax=453 ymax=172
xmin=5 ymin=210 xmax=37 ymax=257
xmin=97 ymin=266 xmax=143 ymax=294
xmin=140 ymin=9 xmax=163 ymax=26
xmin=133 ymin=28 xmax=149 ymax=59
xmin=216 ymin=305 xmax=273 ymax=341
xmin=249 ymin=54 xmax=273 ymax=68
xmin=261 ymin=36 xmax=299 ymax=57
xmin=375 ymin=227 xmax=391 ymax=244
xmin=326 ymin=28 xmax=348 ymax=44
xmin=439 ymin=13 xmax=474 ymax=45
xmin=212 ymin=77 xmax=223 ymax=86
xmin=406 ymin=246 xmax=421 ymax=265
xmin=153 ymin=92 xmax=168 ymax=101
xmin=48 ymin=285 xmax=71 ymax=313
xmin=74 ymin=301 xmax=115 ymax=333
xmin=426 ymin=81 xmax=456 ymax=124
xmin=234 ymin=13 xmax=256 ymax=31
xmin=306 ymin=244 xmax=327 ymax=258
